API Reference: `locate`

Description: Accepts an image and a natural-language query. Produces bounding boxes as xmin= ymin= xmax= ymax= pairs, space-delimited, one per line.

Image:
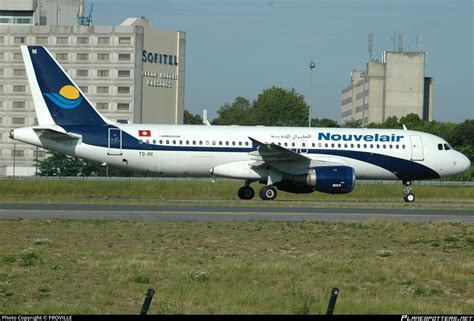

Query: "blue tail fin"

xmin=22 ymin=45 xmax=109 ymax=126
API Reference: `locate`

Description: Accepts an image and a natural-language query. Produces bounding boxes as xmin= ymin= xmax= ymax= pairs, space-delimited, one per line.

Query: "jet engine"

xmin=276 ymin=166 xmax=356 ymax=194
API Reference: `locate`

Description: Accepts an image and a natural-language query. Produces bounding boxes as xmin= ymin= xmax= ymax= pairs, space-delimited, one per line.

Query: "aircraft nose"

xmin=458 ymin=153 xmax=471 ymax=173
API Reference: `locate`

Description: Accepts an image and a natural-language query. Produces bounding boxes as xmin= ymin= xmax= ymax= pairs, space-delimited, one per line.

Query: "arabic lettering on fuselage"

xmin=270 ymin=134 xmax=312 ymax=140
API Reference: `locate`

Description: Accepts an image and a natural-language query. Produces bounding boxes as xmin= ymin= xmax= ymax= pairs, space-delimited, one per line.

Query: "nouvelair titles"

xmin=318 ymin=132 xmax=403 ymax=142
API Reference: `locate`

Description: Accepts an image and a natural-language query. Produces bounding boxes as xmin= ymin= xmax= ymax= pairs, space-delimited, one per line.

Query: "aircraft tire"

xmin=238 ymin=186 xmax=255 ymax=200
xmin=259 ymin=185 xmax=277 ymax=201
xmin=404 ymin=193 xmax=415 ymax=203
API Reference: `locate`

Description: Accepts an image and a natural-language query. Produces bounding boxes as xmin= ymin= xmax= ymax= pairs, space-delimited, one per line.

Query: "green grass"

xmin=0 ymin=220 xmax=472 ymax=314
xmin=0 ymin=179 xmax=473 ymax=208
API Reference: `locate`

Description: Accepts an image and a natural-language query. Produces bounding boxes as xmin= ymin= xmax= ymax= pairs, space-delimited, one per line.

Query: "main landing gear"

xmin=403 ymin=180 xmax=416 ymax=203
xmin=237 ymin=181 xmax=277 ymax=201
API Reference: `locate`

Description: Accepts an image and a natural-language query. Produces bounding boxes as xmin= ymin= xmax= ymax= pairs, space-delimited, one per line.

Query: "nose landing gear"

xmin=403 ymin=180 xmax=415 ymax=202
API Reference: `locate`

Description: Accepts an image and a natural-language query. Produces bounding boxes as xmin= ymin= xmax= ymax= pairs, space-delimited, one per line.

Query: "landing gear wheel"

xmin=404 ymin=193 xmax=415 ymax=203
xmin=402 ymin=180 xmax=415 ymax=203
xmin=259 ymin=185 xmax=277 ymax=201
xmin=238 ymin=186 xmax=255 ymax=200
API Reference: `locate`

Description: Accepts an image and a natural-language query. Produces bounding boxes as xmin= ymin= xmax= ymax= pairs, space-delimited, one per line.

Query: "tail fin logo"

xmin=43 ymin=85 xmax=83 ymax=109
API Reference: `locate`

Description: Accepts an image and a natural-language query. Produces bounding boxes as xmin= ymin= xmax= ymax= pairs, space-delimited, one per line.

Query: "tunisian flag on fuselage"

xmin=138 ymin=130 xmax=151 ymax=137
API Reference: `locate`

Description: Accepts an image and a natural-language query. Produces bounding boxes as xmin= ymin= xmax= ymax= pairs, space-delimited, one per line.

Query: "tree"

xmin=253 ymin=87 xmax=309 ymax=126
xmin=342 ymin=119 xmax=362 ymax=128
xmin=38 ymin=152 xmax=93 ymax=176
xmin=183 ymin=110 xmax=203 ymax=125
xmin=212 ymin=97 xmax=255 ymax=125
xmin=310 ymin=118 xmax=340 ymax=128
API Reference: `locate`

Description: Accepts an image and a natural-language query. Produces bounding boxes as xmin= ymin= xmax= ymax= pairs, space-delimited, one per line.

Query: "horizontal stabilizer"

xmin=33 ymin=126 xmax=81 ymax=141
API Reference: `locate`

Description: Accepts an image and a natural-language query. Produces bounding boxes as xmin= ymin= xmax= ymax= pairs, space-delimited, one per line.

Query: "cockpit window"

xmin=444 ymin=143 xmax=451 ymax=150
xmin=438 ymin=144 xmax=443 ymax=150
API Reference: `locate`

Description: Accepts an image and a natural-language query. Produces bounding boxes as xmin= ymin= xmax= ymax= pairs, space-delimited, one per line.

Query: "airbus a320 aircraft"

xmin=10 ymin=46 xmax=471 ymax=202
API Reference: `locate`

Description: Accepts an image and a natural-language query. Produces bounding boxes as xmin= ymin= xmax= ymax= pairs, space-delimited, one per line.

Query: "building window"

xmin=0 ymin=37 xmax=3 ymax=43
xmin=11 ymin=150 xmax=25 ymax=157
xmin=0 ymin=53 xmax=3 ymax=60
xmin=96 ymin=103 xmax=108 ymax=110
xmin=77 ymin=53 xmax=89 ymax=61
xmin=0 ymin=69 xmax=3 ymax=76
xmin=0 ymin=85 xmax=3 ymax=93
xmin=13 ymin=52 xmax=22 ymax=60
xmin=13 ymin=69 xmax=25 ymax=76
xmin=77 ymin=37 xmax=89 ymax=44
xmin=14 ymin=36 xmax=26 ymax=44
xmin=97 ymin=86 xmax=109 ymax=94
xmin=12 ymin=117 xmax=25 ymax=125
xmin=97 ymin=53 xmax=110 ymax=61
xmin=13 ymin=85 xmax=26 ymax=93
xmin=118 ymin=37 xmax=131 ymax=44
xmin=79 ymin=86 xmax=88 ymax=93
xmin=56 ymin=37 xmax=68 ymax=45
xmin=117 ymin=103 xmax=129 ymax=111
xmin=56 ymin=53 xmax=68 ymax=61
xmin=117 ymin=119 xmax=128 ymax=124
xmin=12 ymin=101 xmax=25 ymax=109
xmin=117 ymin=87 xmax=130 ymax=94
xmin=98 ymin=37 xmax=110 ymax=45
xmin=35 ymin=37 xmax=48 ymax=44
xmin=77 ymin=70 xmax=89 ymax=77
xmin=34 ymin=150 xmax=46 ymax=158
xmin=118 ymin=53 xmax=131 ymax=61
xmin=118 ymin=70 xmax=130 ymax=77
xmin=97 ymin=70 xmax=109 ymax=77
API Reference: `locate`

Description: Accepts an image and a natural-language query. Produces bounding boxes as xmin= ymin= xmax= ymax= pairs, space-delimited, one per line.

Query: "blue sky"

xmin=94 ymin=0 xmax=473 ymax=123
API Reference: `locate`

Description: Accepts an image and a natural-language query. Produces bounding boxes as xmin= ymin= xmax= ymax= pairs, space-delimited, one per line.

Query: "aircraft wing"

xmin=248 ymin=137 xmax=343 ymax=175
xmin=33 ymin=126 xmax=81 ymax=141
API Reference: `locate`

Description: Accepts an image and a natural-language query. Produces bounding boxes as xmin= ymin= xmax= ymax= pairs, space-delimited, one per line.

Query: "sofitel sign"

xmin=142 ymin=50 xmax=178 ymax=65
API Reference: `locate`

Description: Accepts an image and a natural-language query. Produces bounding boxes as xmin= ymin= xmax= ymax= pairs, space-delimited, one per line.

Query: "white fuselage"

xmin=11 ymin=124 xmax=471 ymax=181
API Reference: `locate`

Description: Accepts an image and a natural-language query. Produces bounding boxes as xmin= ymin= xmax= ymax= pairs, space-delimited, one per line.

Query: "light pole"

xmin=309 ymin=61 xmax=316 ymax=127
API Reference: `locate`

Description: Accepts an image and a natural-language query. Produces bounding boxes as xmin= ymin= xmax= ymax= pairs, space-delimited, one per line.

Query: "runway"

xmin=0 ymin=203 xmax=472 ymax=222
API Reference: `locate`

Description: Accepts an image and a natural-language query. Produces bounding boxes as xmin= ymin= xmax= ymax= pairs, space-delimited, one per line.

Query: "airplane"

xmin=9 ymin=45 xmax=471 ymax=202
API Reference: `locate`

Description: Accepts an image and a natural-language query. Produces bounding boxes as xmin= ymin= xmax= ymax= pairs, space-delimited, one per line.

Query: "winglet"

xmin=402 ymin=124 xmax=408 ymax=130
xmin=248 ymin=137 xmax=264 ymax=150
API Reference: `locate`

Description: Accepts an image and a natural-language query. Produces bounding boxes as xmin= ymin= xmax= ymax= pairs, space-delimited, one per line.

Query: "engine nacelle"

xmin=278 ymin=166 xmax=356 ymax=194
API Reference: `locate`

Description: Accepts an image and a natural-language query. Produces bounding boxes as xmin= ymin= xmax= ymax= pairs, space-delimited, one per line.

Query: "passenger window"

xmin=363 ymin=144 xmax=367 ymax=148
xmin=396 ymin=145 xmax=399 ymax=149
xmin=370 ymin=144 xmax=373 ymax=148
xmin=192 ymin=141 xmax=196 ymax=145
xmin=152 ymin=140 xmax=156 ymax=144
xmin=185 ymin=140 xmax=189 ymax=145
xmin=325 ymin=143 xmax=328 ymax=148
xmin=338 ymin=143 xmax=341 ymax=148
xmin=139 ymin=140 xmax=143 ymax=144
xmin=402 ymin=145 xmax=406 ymax=149
xmin=245 ymin=142 xmax=249 ymax=146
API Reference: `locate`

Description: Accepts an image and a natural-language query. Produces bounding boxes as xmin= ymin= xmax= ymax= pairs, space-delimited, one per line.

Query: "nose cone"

xmin=458 ymin=153 xmax=471 ymax=173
